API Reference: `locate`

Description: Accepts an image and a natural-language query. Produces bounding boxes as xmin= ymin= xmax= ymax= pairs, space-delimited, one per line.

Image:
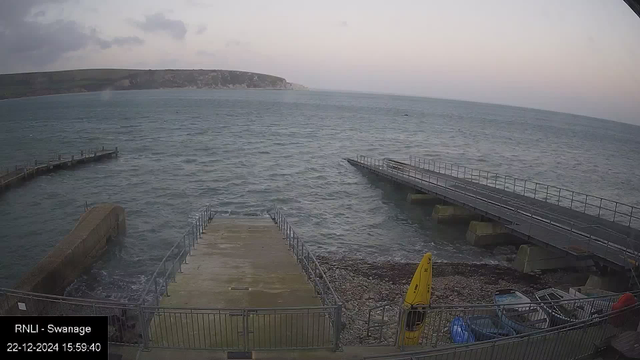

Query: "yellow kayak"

xmin=402 ymin=253 xmax=432 ymax=345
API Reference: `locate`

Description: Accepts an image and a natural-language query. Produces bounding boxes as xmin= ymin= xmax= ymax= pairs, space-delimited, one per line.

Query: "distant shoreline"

xmin=0 ymin=68 xmax=307 ymax=101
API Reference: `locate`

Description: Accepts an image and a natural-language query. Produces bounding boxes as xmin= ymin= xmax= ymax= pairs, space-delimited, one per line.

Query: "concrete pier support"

xmin=466 ymin=221 xmax=517 ymax=246
xmin=431 ymin=205 xmax=479 ymax=224
xmin=585 ymin=274 xmax=629 ymax=293
xmin=406 ymin=193 xmax=440 ymax=205
xmin=513 ymin=245 xmax=593 ymax=273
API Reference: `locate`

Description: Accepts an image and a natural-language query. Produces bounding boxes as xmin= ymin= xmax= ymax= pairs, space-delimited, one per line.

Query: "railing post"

xmin=631 ymin=207 xmax=634 ymax=227
xmin=397 ymin=307 xmax=407 ymax=350
xmin=570 ymin=191 xmax=574 ymax=209
xmin=296 ymin=234 xmax=300 ymax=262
xmin=613 ymin=202 xmax=618 ymax=222
xmin=139 ymin=305 xmax=150 ymax=349
xmin=154 ymin=279 xmax=159 ymax=306
xmin=584 ymin=195 xmax=588 ymax=213
xmin=333 ymin=305 xmax=342 ymax=351
xmin=192 ymin=226 xmax=196 ymax=249
xmin=243 ymin=309 xmax=249 ymax=352
xmin=184 ymin=235 xmax=189 ymax=263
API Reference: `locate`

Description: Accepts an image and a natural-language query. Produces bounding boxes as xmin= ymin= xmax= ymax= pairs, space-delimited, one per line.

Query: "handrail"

xmin=409 ymin=156 xmax=639 ymax=229
xmin=270 ymin=207 xmax=341 ymax=307
xmin=365 ymin=300 xmax=640 ymax=359
xmin=138 ymin=205 xmax=214 ymax=305
xmin=0 ymin=287 xmax=140 ymax=306
xmin=1 ymin=147 xmax=118 ymax=175
xmin=353 ymin=155 xmax=639 ymax=267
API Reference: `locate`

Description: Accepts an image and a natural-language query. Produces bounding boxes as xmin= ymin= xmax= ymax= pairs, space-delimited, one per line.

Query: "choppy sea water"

xmin=1 ymin=89 xmax=639 ymax=299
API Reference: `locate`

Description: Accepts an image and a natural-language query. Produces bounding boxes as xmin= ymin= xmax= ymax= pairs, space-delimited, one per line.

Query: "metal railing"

xmin=353 ymin=155 xmax=639 ymax=269
xmin=367 ymin=291 xmax=633 ymax=350
xmin=1 ymin=147 xmax=117 ymax=174
xmin=270 ymin=207 xmax=341 ymax=308
xmin=364 ymin=299 xmax=640 ymax=360
xmin=0 ymin=288 xmax=146 ymax=347
xmin=143 ymin=305 xmax=336 ymax=351
xmin=138 ymin=205 xmax=214 ymax=306
xmin=408 ymin=156 xmax=640 ymax=229
xmin=1 ymin=206 xmax=344 ymax=352
xmin=270 ymin=207 xmax=343 ymax=351
xmin=367 ymin=302 xmax=401 ymax=345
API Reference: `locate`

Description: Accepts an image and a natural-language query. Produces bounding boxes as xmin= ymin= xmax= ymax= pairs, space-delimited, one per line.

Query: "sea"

xmin=1 ymin=89 xmax=639 ymax=299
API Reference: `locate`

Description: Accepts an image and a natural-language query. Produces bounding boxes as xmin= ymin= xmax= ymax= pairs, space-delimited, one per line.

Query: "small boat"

xmin=569 ymin=286 xmax=616 ymax=314
xmin=450 ymin=317 xmax=475 ymax=343
xmin=402 ymin=253 xmax=433 ymax=345
xmin=534 ymin=288 xmax=594 ymax=326
xmin=494 ymin=289 xmax=550 ymax=333
xmin=467 ymin=315 xmax=516 ymax=341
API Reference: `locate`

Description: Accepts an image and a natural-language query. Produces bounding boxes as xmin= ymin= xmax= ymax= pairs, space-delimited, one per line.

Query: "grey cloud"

xmin=338 ymin=21 xmax=348 ymax=28
xmin=226 ymin=40 xmax=249 ymax=48
xmin=92 ymin=34 xmax=145 ymax=50
xmin=196 ymin=50 xmax=216 ymax=57
xmin=111 ymin=36 xmax=145 ymax=47
xmin=130 ymin=13 xmax=187 ymax=40
xmin=196 ymin=24 xmax=207 ymax=35
xmin=1 ymin=17 xmax=93 ymax=69
xmin=0 ymin=1 xmax=145 ymax=72
xmin=185 ymin=0 xmax=211 ymax=8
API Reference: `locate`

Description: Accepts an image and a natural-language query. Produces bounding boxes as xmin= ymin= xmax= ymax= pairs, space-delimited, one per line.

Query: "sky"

xmin=1 ymin=0 xmax=639 ymax=125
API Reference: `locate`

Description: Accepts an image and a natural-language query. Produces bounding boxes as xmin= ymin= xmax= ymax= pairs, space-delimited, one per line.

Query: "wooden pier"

xmin=0 ymin=147 xmax=118 ymax=193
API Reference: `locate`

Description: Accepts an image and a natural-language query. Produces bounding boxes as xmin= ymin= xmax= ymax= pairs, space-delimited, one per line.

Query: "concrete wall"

xmin=466 ymin=221 xmax=521 ymax=246
xmin=13 ymin=204 xmax=126 ymax=295
xmin=432 ymin=205 xmax=480 ymax=224
xmin=513 ymin=244 xmax=593 ymax=273
xmin=406 ymin=193 xmax=441 ymax=205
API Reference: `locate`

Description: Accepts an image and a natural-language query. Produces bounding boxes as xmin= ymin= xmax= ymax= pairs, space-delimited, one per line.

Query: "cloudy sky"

xmin=1 ymin=0 xmax=639 ymax=124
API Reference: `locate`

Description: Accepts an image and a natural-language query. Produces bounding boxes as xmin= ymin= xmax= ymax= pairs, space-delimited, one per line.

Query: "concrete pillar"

xmin=513 ymin=245 xmax=593 ymax=273
xmin=466 ymin=221 xmax=517 ymax=246
xmin=431 ymin=205 xmax=479 ymax=224
xmin=585 ymin=274 xmax=629 ymax=293
xmin=406 ymin=193 xmax=440 ymax=205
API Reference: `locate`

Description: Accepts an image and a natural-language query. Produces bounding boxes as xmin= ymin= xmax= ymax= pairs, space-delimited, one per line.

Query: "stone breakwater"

xmin=317 ymin=255 xmax=590 ymax=346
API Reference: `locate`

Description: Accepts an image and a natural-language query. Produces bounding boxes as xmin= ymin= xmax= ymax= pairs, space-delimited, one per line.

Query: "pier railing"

xmin=0 ymin=206 xmax=343 ymax=352
xmin=367 ymin=290 xmax=633 ymax=349
xmin=354 ymin=155 xmax=640 ymax=269
xmin=0 ymin=287 xmax=146 ymax=347
xmin=1 ymin=147 xmax=117 ymax=175
xmin=138 ymin=205 xmax=214 ymax=306
xmin=270 ymin=207 xmax=341 ymax=309
xmin=408 ymin=156 xmax=639 ymax=229
xmin=364 ymin=298 xmax=640 ymax=360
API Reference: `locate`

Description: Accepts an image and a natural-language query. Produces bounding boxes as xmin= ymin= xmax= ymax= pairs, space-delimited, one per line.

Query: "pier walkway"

xmin=347 ymin=156 xmax=640 ymax=272
xmin=145 ymin=214 xmax=337 ymax=352
xmin=0 ymin=147 xmax=118 ymax=193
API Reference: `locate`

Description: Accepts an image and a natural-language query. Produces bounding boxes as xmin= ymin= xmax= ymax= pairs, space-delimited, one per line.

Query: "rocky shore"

xmin=317 ymin=255 xmax=590 ymax=346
